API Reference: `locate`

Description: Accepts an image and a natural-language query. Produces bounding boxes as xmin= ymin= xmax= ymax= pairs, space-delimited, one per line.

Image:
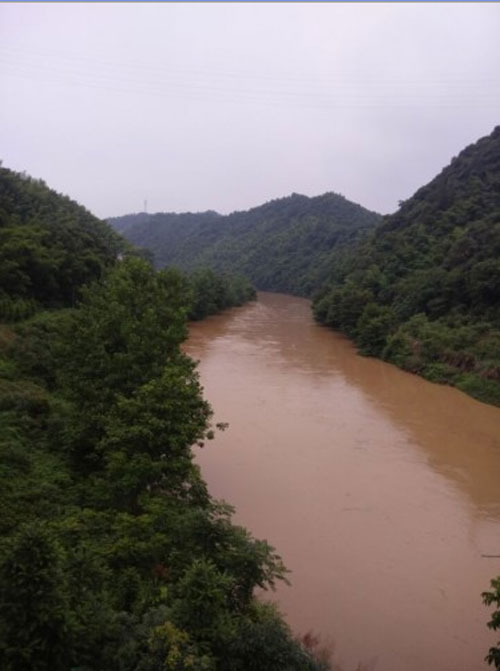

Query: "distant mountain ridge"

xmin=108 ymin=192 xmax=382 ymax=296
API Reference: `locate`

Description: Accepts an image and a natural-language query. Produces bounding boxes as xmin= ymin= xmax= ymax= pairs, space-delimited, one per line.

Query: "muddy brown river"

xmin=185 ymin=292 xmax=500 ymax=671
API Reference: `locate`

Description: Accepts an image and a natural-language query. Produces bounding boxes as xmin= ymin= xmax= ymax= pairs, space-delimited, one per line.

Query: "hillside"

xmin=313 ymin=126 xmax=500 ymax=405
xmin=109 ymin=192 xmax=381 ymax=296
xmin=0 ymin=169 xmax=326 ymax=670
xmin=0 ymin=166 xmax=124 ymax=320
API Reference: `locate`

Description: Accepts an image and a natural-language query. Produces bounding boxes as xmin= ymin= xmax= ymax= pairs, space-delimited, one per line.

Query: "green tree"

xmin=0 ymin=524 xmax=74 ymax=671
xmin=57 ymin=258 xmax=192 ymax=471
xmin=92 ymin=365 xmax=212 ymax=512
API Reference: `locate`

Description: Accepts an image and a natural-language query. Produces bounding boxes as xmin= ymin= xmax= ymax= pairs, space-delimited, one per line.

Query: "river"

xmin=185 ymin=292 xmax=500 ymax=671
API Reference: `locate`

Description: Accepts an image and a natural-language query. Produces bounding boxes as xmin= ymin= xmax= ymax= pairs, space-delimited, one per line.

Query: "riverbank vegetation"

xmin=313 ymin=126 xmax=500 ymax=406
xmin=0 ymin=168 xmax=325 ymax=671
xmin=187 ymin=267 xmax=256 ymax=321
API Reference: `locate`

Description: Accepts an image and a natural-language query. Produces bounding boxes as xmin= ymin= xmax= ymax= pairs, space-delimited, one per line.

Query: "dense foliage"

xmin=109 ymin=192 xmax=381 ymax=296
xmin=0 ymin=166 xmax=124 ymax=320
xmin=0 ymin=260 xmax=324 ymax=671
xmin=0 ymin=170 xmax=324 ymax=670
xmin=313 ymin=126 xmax=500 ymax=406
xmin=187 ymin=268 xmax=256 ymax=321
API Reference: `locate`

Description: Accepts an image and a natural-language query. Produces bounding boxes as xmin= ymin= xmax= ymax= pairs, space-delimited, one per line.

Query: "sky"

xmin=1 ymin=3 xmax=500 ymax=219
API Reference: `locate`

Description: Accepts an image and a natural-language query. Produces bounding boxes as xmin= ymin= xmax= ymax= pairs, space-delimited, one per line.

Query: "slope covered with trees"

xmin=109 ymin=193 xmax=381 ymax=296
xmin=0 ymin=171 xmax=325 ymax=670
xmin=0 ymin=166 xmax=124 ymax=320
xmin=313 ymin=126 xmax=500 ymax=406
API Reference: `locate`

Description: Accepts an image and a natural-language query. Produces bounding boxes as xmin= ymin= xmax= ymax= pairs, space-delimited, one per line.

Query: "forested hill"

xmin=314 ymin=125 xmax=500 ymax=406
xmin=0 ymin=166 xmax=124 ymax=320
xmin=0 ymin=170 xmax=327 ymax=669
xmin=109 ymin=192 xmax=381 ymax=296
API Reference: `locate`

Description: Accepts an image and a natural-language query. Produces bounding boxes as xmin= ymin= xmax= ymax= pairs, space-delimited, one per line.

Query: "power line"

xmin=2 ymin=60 xmax=499 ymax=111
xmin=1 ymin=44 xmax=499 ymax=111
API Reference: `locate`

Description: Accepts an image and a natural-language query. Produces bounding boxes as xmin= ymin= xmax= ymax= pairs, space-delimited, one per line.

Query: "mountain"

xmin=0 ymin=166 xmax=123 ymax=319
xmin=313 ymin=126 xmax=500 ymax=405
xmin=109 ymin=192 xmax=382 ymax=296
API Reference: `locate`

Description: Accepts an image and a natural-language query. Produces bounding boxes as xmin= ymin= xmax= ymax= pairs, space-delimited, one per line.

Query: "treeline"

xmin=109 ymin=192 xmax=381 ymax=296
xmin=0 ymin=169 xmax=324 ymax=670
xmin=313 ymin=126 xmax=500 ymax=406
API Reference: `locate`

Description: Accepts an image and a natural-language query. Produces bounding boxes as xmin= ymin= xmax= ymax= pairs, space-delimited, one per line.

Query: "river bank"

xmin=186 ymin=292 xmax=500 ymax=671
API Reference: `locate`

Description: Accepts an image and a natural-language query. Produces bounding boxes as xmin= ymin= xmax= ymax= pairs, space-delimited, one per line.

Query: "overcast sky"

xmin=1 ymin=3 xmax=499 ymax=219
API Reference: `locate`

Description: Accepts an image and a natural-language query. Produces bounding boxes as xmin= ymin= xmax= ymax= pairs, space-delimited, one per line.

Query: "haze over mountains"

xmin=111 ymin=126 xmax=500 ymax=405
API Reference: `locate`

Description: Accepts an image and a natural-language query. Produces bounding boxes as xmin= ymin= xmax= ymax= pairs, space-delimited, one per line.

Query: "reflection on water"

xmin=186 ymin=292 xmax=500 ymax=671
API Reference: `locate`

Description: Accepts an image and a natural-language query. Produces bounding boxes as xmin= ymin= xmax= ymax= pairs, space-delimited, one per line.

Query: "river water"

xmin=185 ymin=292 xmax=500 ymax=671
